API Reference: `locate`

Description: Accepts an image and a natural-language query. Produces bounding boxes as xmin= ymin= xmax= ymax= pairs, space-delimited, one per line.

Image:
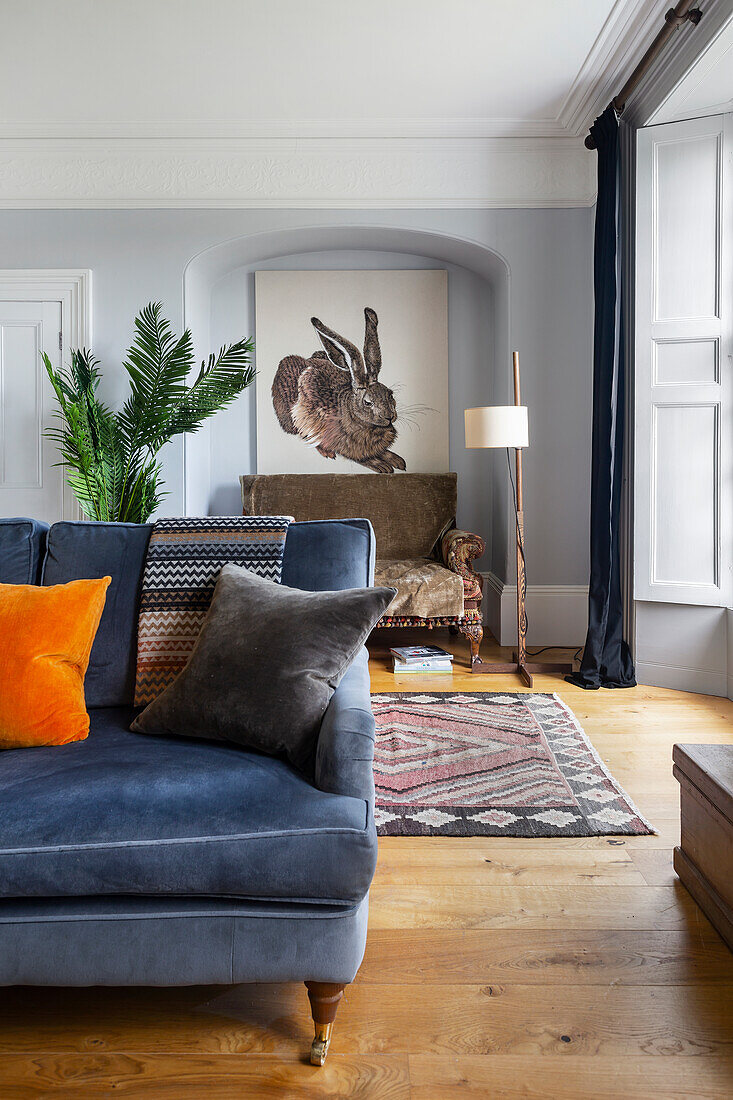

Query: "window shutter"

xmin=634 ymin=114 xmax=732 ymax=606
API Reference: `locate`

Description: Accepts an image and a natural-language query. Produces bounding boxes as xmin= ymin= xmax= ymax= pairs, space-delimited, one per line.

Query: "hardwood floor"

xmin=2 ymin=629 xmax=733 ymax=1098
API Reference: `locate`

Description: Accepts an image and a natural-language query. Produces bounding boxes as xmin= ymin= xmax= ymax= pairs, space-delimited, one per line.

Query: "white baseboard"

xmin=633 ymin=602 xmax=732 ymax=698
xmin=481 ymin=572 xmax=588 ymax=648
xmin=635 ymin=661 xmax=728 ymax=698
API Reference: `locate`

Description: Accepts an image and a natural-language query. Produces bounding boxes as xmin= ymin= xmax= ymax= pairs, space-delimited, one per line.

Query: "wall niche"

xmin=184 ymin=224 xmax=511 ymax=573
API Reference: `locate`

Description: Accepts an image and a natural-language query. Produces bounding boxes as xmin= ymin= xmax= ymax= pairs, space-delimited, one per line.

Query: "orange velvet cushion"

xmin=0 ymin=577 xmax=111 ymax=749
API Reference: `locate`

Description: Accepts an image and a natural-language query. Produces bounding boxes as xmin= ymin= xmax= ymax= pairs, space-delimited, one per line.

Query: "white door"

xmin=0 ymin=300 xmax=66 ymax=524
xmin=635 ymin=114 xmax=733 ymax=607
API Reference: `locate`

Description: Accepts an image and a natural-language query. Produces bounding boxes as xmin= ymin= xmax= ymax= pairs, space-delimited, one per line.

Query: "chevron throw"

xmin=134 ymin=515 xmax=291 ymax=705
xmin=372 ymin=692 xmax=653 ymax=837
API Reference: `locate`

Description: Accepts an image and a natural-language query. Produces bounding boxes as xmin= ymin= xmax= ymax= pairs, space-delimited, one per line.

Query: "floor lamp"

xmin=465 ymin=352 xmax=573 ymax=688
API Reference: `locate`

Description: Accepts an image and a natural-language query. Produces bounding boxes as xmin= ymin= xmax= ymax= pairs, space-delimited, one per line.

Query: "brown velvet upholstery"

xmin=240 ymin=473 xmax=485 ymax=652
xmin=241 ymin=473 xmax=456 ymax=560
xmin=375 ymin=559 xmax=464 ymax=618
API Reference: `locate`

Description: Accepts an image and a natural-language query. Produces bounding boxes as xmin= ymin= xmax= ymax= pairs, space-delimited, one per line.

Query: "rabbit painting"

xmin=271 ymin=308 xmax=406 ymax=473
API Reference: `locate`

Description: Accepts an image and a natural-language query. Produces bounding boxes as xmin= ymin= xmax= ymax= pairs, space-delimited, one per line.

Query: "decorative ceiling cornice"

xmin=558 ymin=0 xmax=671 ymax=134
xmin=0 ymin=119 xmax=571 ymax=140
xmin=0 ymin=136 xmax=596 ymax=209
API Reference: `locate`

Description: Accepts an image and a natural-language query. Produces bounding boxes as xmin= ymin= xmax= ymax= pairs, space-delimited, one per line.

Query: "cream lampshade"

xmin=464 ymin=405 xmax=529 ymax=450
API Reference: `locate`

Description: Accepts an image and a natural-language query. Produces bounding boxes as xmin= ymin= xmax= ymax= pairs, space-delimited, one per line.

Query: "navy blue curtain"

xmin=568 ymin=106 xmax=635 ymax=690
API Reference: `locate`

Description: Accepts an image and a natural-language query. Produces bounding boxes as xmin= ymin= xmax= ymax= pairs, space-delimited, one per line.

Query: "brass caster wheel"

xmin=310 ymin=1037 xmax=330 ymax=1066
xmin=310 ymin=1022 xmax=333 ymax=1066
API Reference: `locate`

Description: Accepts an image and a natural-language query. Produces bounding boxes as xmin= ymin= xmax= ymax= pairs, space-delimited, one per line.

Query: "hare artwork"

xmin=271 ymin=308 xmax=406 ymax=473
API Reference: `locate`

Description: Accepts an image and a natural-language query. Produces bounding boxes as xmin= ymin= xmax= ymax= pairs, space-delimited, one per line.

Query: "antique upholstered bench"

xmin=241 ymin=472 xmax=486 ymax=662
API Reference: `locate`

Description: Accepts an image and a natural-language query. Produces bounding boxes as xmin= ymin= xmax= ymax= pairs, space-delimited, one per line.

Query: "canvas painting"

xmin=255 ymin=270 xmax=449 ymax=474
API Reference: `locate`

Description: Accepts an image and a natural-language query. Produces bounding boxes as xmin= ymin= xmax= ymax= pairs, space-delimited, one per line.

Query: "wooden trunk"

xmin=673 ymin=744 xmax=733 ymax=951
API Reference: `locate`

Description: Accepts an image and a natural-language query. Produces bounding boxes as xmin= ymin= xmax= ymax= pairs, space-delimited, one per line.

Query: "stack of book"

xmin=391 ymin=644 xmax=454 ymax=674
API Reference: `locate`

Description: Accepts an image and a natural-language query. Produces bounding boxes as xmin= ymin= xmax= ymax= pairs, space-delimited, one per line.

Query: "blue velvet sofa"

xmin=0 ymin=516 xmax=379 ymax=1065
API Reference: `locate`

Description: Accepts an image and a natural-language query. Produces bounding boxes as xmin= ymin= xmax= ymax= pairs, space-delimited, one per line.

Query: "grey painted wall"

xmin=0 ymin=206 xmax=594 ymax=586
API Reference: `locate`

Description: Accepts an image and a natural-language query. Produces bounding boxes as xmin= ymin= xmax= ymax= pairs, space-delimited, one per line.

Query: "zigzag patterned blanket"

xmin=134 ymin=515 xmax=292 ymax=705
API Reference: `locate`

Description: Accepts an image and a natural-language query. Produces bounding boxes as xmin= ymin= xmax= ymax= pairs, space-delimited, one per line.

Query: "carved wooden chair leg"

xmin=460 ymin=621 xmax=484 ymax=665
xmin=305 ymin=981 xmax=346 ymax=1066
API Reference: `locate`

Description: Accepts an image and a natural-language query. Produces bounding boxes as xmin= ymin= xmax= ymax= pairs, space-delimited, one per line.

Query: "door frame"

xmin=0 ymin=269 xmax=91 ymax=521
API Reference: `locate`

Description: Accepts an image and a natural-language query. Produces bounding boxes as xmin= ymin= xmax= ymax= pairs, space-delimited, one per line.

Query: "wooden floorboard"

xmin=408 ymin=1054 xmax=733 ymax=1099
xmin=0 ymin=1054 xmax=412 ymax=1099
xmin=1 ymin=628 xmax=732 ymax=1097
xmin=360 ymin=928 xmax=733 ymax=985
xmin=368 ymin=883 xmax=706 ymax=929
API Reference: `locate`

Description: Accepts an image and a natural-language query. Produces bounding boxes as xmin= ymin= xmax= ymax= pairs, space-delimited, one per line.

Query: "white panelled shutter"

xmin=635 ymin=114 xmax=732 ymax=606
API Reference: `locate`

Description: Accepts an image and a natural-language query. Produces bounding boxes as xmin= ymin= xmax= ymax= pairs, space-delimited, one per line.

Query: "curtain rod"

xmin=585 ymin=1 xmax=704 ymax=149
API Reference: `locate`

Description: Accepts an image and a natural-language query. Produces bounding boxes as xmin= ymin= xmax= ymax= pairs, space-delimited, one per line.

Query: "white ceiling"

xmin=0 ymin=0 xmax=668 ymax=136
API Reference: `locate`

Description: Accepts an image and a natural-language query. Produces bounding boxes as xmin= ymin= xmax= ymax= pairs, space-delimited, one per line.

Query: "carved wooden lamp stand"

xmin=465 ymin=353 xmax=573 ymax=688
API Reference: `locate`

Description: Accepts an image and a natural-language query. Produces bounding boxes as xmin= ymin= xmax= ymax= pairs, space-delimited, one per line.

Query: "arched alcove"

xmin=183 ymin=224 xmax=512 ymax=576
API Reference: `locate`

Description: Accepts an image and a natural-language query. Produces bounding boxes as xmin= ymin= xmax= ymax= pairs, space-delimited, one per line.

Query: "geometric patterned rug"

xmin=372 ymin=692 xmax=654 ymax=837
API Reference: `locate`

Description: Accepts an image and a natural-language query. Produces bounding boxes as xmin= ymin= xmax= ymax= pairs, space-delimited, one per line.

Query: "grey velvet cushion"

xmin=132 ymin=565 xmax=395 ymax=776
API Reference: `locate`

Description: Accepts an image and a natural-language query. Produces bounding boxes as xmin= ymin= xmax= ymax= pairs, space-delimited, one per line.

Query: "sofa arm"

xmin=315 ymin=647 xmax=375 ymax=803
xmin=441 ymin=528 xmax=486 ymax=602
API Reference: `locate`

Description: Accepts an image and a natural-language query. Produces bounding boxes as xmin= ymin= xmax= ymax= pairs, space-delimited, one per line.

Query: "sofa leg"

xmin=460 ymin=621 xmax=484 ymax=665
xmin=305 ymin=981 xmax=346 ymax=1066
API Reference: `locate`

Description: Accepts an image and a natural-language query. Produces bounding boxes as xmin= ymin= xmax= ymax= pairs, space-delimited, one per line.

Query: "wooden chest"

xmin=673 ymin=744 xmax=733 ymax=951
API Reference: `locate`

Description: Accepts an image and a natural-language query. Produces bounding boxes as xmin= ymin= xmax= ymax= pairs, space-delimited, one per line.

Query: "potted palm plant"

xmin=43 ymin=302 xmax=254 ymax=523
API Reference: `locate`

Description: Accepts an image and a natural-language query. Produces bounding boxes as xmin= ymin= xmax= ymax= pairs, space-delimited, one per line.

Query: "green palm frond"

xmin=160 ymin=339 xmax=256 ymax=444
xmin=118 ymin=302 xmax=194 ymax=451
xmin=43 ymin=304 xmax=254 ymax=524
xmin=118 ymin=454 xmax=165 ymax=524
xmin=43 ymin=349 xmax=122 ymax=520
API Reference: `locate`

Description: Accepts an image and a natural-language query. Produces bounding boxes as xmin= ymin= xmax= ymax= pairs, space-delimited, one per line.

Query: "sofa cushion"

xmin=0 ymin=518 xmax=48 ymax=585
xmin=131 ymin=565 xmax=395 ymax=777
xmin=0 ymin=708 xmax=376 ymax=906
xmin=0 ymin=576 xmax=110 ymax=749
xmin=42 ymin=522 xmax=153 ymax=708
xmin=282 ymin=519 xmax=375 ymax=590
xmin=40 ymin=519 xmax=374 ymax=708
xmin=375 ymin=558 xmax=464 ymax=618
xmin=242 ymin=473 xmax=457 ymax=559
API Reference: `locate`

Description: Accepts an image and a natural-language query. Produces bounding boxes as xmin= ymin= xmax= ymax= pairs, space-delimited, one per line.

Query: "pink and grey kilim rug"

xmin=372 ymin=692 xmax=653 ymax=837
